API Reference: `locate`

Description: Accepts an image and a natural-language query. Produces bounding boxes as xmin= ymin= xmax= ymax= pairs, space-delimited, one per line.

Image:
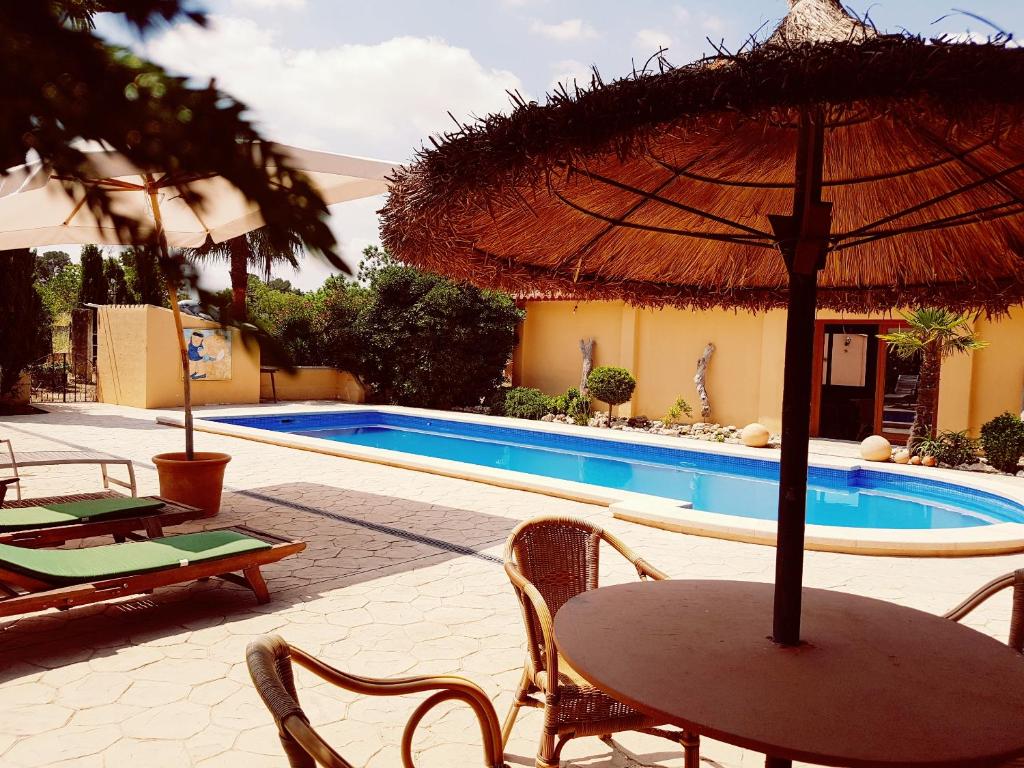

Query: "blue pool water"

xmin=211 ymin=411 xmax=1024 ymax=530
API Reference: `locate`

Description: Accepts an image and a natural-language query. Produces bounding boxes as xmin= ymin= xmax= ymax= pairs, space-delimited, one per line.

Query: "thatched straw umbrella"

xmin=381 ymin=0 xmax=1024 ymax=646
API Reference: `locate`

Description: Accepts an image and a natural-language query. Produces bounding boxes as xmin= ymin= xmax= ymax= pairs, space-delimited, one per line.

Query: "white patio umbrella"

xmin=0 ymin=142 xmax=396 ymax=249
xmin=0 ymin=141 xmax=397 ymax=458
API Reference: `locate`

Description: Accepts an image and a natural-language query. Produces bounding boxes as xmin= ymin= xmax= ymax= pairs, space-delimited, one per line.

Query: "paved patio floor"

xmin=0 ymin=403 xmax=1019 ymax=768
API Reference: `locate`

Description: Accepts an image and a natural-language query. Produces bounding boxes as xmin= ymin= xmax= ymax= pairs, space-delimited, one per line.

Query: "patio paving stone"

xmin=0 ymin=402 xmax=1020 ymax=767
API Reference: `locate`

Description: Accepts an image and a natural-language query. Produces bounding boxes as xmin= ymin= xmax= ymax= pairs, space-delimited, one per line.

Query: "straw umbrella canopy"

xmin=0 ymin=142 xmax=396 ymax=457
xmin=382 ymin=0 xmax=1024 ymax=645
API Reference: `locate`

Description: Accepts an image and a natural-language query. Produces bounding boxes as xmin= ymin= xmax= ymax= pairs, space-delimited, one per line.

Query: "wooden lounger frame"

xmin=0 ymin=525 xmax=305 ymax=618
xmin=0 ymin=493 xmax=205 ymax=548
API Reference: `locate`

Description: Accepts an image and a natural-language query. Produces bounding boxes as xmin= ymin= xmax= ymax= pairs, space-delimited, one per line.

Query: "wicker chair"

xmin=501 ymin=515 xmax=699 ymax=768
xmin=945 ymin=569 xmax=1024 ymax=767
xmin=246 ymin=634 xmax=506 ymax=768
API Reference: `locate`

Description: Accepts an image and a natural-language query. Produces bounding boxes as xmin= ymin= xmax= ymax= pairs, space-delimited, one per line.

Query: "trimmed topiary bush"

xmin=503 ymin=387 xmax=554 ymax=420
xmin=980 ymin=412 xmax=1024 ymax=473
xmin=586 ymin=366 xmax=636 ymax=420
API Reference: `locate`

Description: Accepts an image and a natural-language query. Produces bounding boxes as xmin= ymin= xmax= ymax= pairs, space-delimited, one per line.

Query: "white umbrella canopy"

xmin=0 ymin=142 xmax=397 ymax=250
xmin=0 ymin=139 xmax=397 ymax=461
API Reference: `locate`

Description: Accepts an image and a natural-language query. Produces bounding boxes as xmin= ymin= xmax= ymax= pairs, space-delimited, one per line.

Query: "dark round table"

xmin=553 ymin=580 xmax=1024 ymax=767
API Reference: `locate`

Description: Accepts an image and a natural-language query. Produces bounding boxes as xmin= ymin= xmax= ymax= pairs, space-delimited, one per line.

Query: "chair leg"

xmin=681 ymin=730 xmax=700 ymax=768
xmin=244 ymin=565 xmax=271 ymax=604
xmin=536 ymin=693 xmax=559 ymax=768
xmin=501 ymin=667 xmax=530 ymax=746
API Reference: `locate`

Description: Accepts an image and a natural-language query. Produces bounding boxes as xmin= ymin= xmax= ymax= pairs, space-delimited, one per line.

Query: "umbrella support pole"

xmin=149 ymin=189 xmax=195 ymax=460
xmin=771 ymin=272 xmax=817 ymax=650
xmin=768 ymin=108 xmax=831 ymax=650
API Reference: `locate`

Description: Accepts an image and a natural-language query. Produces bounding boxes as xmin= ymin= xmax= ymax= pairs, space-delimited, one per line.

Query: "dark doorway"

xmin=818 ymin=323 xmax=879 ymax=441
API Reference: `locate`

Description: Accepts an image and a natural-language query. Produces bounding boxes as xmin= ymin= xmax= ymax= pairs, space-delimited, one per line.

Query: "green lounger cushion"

xmin=0 ymin=497 xmax=165 ymax=532
xmin=0 ymin=530 xmax=271 ymax=584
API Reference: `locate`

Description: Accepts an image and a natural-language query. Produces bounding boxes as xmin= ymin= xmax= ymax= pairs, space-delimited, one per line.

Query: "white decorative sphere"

xmin=860 ymin=435 xmax=892 ymax=462
xmin=740 ymin=422 xmax=770 ymax=448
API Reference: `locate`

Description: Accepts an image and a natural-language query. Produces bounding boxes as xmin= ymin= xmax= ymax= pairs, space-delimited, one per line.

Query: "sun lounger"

xmin=0 ymin=439 xmax=137 ymax=500
xmin=0 ymin=495 xmax=204 ymax=548
xmin=0 ymin=525 xmax=304 ymax=617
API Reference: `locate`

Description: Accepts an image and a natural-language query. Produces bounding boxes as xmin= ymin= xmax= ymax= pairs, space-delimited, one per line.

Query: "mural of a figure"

xmin=184 ymin=329 xmax=231 ymax=380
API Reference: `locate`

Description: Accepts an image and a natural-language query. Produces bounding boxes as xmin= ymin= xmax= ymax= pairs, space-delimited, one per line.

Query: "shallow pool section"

xmin=209 ymin=410 xmax=1024 ymax=531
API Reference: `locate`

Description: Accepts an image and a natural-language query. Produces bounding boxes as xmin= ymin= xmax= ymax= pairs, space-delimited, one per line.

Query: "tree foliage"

xmin=352 ymin=247 xmax=523 ymax=408
xmin=35 ymin=260 xmax=82 ymax=321
xmin=182 ymin=227 xmax=303 ymax=321
xmin=34 ymin=251 xmax=72 ymax=282
xmin=246 ymin=247 xmax=522 ymax=409
xmin=0 ymin=250 xmax=51 ymax=397
xmin=121 ymin=246 xmax=167 ymax=306
xmin=78 ymin=244 xmax=109 ymax=305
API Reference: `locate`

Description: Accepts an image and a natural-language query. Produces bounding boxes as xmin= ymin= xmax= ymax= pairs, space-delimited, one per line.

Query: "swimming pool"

xmin=207 ymin=410 xmax=1024 ymax=531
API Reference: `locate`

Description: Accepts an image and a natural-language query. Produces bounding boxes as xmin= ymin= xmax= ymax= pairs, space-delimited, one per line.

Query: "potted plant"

xmin=152 ymin=260 xmax=231 ymax=517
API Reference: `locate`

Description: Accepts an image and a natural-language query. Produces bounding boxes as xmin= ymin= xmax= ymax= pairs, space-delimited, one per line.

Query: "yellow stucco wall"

xmin=97 ymin=305 xmax=260 ymax=408
xmin=969 ymin=309 xmax=1024 ymax=434
xmin=260 ymin=367 xmax=366 ymax=403
xmin=97 ymin=306 xmax=150 ymax=408
xmin=516 ymin=301 xmax=1024 ymax=435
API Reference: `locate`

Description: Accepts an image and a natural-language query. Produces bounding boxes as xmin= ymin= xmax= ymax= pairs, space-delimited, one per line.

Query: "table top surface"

xmin=553 ymin=579 xmax=1024 ymax=767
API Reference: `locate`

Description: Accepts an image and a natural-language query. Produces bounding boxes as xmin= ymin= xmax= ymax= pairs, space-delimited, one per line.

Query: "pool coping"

xmin=158 ymin=402 xmax=1024 ymax=557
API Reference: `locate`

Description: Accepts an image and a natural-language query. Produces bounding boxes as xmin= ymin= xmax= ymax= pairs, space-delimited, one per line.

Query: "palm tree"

xmin=182 ymin=228 xmax=303 ymax=321
xmin=879 ymin=308 xmax=987 ymax=449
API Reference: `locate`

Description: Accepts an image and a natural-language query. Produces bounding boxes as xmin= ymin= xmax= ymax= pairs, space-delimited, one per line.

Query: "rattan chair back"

xmin=507 ymin=517 xmax=601 ymax=674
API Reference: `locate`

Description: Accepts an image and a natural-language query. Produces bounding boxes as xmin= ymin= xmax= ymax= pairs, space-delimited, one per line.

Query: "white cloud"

xmin=634 ymin=28 xmax=674 ymax=53
xmin=548 ymin=59 xmax=592 ymax=91
xmin=702 ymin=13 xmax=726 ymax=33
xmin=231 ymin=0 xmax=306 ymax=9
xmin=673 ymin=6 xmax=691 ymax=24
xmin=143 ymin=16 xmax=525 ymax=288
xmin=144 ymin=17 xmax=522 ymax=159
xmin=529 ymin=18 xmax=599 ymax=42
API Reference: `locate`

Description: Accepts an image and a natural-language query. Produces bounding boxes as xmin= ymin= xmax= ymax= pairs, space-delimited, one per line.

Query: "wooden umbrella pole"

xmin=768 ymin=108 xmax=832 ymax=651
xmin=149 ymin=189 xmax=195 ymax=460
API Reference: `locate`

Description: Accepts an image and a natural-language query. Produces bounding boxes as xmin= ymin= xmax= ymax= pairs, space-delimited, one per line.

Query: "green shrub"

xmin=552 ymin=386 xmax=591 ymax=425
xmin=352 ymin=248 xmax=524 ymax=409
xmin=916 ymin=430 xmax=978 ymax=466
xmin=980 ymin=412 xmax=1024 ymax=473
xmin=586 ymin=366 xmax=636 ymax=419
xmin=503 ymin=387 xmax=554 ymax=420
xmin=664 ymin=397 xmax=694 ymax=425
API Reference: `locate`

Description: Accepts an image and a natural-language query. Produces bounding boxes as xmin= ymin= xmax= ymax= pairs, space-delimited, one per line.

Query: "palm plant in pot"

xmin=879 ymin=308 xmax=987 ymax=451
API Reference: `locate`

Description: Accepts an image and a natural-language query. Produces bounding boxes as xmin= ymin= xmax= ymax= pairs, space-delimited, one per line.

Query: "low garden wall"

xmin=260 ymin=366 xmax=365 ymax=403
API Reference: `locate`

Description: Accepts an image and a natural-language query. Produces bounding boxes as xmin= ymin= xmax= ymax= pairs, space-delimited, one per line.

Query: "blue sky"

xmin=110 ymin=0 xmax=1024 ymax=288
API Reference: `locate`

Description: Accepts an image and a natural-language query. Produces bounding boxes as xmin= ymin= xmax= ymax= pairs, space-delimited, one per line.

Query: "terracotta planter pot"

xmin=152 ymin=452 xmax=231 ymax=518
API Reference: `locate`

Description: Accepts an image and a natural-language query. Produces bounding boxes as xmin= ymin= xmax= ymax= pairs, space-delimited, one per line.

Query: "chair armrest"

xmin=289 ymin=644 xmax=505 ymax=768
xmin=634 ymin=558 xmax=669 ymax=581
xmin=248 ymin=635 xmax=506 ymax=768
xmin=601 ymin=529 xmax=669 ymax=580
xmin=945 ymin=570 xmax=1024 ymax=653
